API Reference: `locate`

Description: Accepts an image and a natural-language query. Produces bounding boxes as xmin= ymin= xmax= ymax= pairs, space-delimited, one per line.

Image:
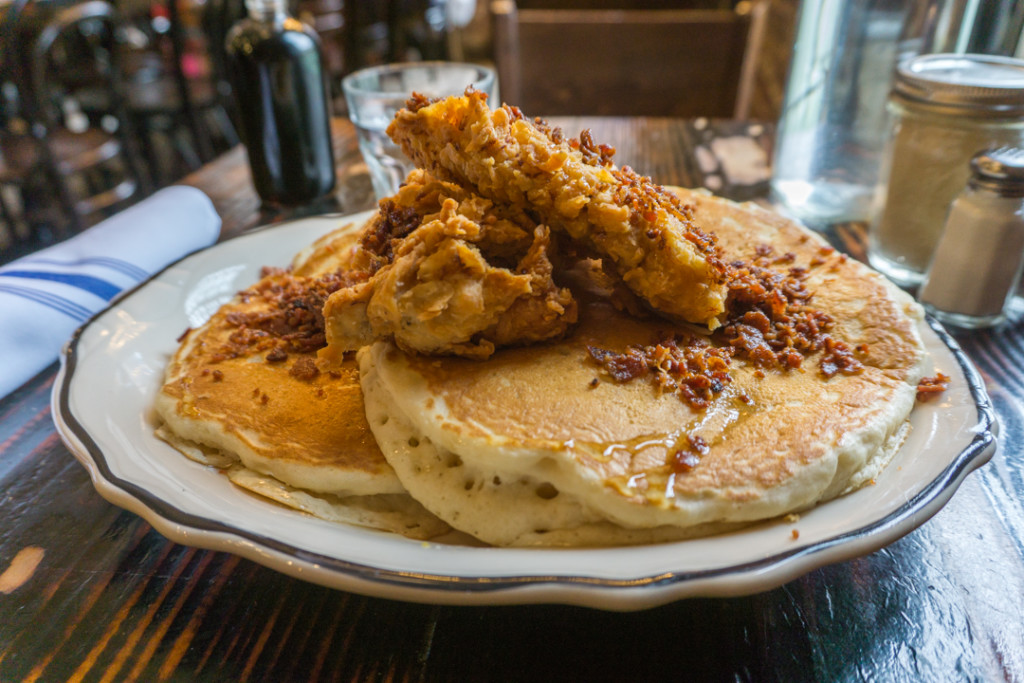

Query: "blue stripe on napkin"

xmin=19 ymin=256 xmax=148 ymax=281
xmin=0 ymin=284 xmax=92 ymax=320
xmin=0 ymin=271 xmax=121 ymax=301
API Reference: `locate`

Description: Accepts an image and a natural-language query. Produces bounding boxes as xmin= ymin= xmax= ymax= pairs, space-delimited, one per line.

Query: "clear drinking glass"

xmin=769 ymin=0 xmax=914 ymax=229
xmin=342 ymin=62 xmax=497 ymax=200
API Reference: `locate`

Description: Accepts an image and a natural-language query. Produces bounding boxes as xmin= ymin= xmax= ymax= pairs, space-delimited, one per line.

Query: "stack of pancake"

xmin=155 ymin=187 xmax=929 ymax=547
xmin=155 ymin=226 xmax=450 ymax=540
xmin=359 ymin=186 xmax=927 ymax=545
xmin=155 ymin=95 xmax=928 ymax=547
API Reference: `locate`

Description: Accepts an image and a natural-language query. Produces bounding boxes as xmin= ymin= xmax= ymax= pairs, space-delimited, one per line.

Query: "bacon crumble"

xmin=587 ymin=335 xmax=734 ymax=409
xmin=916 ymin=372 xmax=950 ymax=401
xmin=669 ymin=435 xmax=710 ymax=473
xmin=405 ymin=92 xmax=434 ymax=113
xmin=289 ymin=357 xmax=320 ymax=381
xmin=720 ymin=245 xmax=864 ymax=378
xmin=361 ymin=200 xmax=422 ymax=263
xmin=572 ymin=129 xmax=616 ymax=167
xmin=210 ymin=272 xmax=364 ymax=364
xmin=589 ymin=242 xmax=868 ymax=408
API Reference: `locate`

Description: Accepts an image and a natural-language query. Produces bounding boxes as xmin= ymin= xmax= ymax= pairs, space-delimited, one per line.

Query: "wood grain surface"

xmin=2 ymin=117 xmax=1022 ymax=682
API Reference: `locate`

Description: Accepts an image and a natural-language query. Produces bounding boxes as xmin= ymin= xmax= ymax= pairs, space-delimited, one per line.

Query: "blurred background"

xmin=0 ymin=0 xmax=804 ymax=263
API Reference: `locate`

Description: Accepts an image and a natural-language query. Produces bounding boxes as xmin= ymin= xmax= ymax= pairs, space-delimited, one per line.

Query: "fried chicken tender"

xmin=386 ymin=90 xmax=729 ymax=329
xmin=319 ymin=170 xmax=577 ymax=361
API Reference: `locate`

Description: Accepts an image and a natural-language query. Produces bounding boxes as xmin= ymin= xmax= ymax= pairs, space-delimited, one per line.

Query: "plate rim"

xmin=52 ymin=214 xmax=998 ymax=609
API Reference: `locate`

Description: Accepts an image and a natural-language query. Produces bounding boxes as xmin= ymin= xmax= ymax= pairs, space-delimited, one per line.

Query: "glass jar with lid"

xmin=867 ymin=53 xmax=1024 ymax=288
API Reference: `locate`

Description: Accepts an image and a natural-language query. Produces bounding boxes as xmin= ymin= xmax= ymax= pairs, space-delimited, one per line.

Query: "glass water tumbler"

xmin=770 ymin=0 xmax=916 ymax=229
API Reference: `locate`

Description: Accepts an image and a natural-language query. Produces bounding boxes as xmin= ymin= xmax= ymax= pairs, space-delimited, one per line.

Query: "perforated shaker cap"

xmin=970 ymin=147 xmax=1024 ymax=196
xmin=894 ymin=54 xmax=1024 ymax=115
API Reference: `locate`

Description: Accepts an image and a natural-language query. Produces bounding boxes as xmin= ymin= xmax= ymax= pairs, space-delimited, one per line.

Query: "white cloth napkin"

xmin=0 ymin=186 xmax=221 ymax=399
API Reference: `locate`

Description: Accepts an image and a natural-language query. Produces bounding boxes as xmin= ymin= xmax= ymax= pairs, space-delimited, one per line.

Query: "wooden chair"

xmin=490 ymin=0 xmax=768 ymax=118
xmin=110 ymin=0 xmax=239 ymax=185
xmin=0 ymin=124 xmax=92 ymax=246
xmin=3 ymin=0 xmax=150 ymax=234
xmin=198 ymin=0 xmax=248 ymax=128
xmin=0 ymin=142 xmax=39 ymax=252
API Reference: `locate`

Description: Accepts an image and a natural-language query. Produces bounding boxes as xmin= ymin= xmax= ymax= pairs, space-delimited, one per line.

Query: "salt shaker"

xmin=918 ymin=147 xmax=1024 ymax=329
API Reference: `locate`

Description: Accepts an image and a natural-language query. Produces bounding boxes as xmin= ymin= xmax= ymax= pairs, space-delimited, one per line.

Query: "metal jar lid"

xmin=893 ymin=54 xmax=1024 ymax=115
xmin=970 ymin=147 xmax=1024 ymax=197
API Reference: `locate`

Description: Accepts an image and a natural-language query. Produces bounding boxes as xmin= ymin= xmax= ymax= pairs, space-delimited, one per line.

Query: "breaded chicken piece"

xmin=387 ymin=90 xmax=729 ymax=329
xmin=319 ymin=170 xmax=577 ymax=361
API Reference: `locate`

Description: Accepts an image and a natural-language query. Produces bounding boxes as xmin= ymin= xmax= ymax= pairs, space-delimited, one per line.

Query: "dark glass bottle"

xmin=225 ymin=0 xmax=336 ymax=206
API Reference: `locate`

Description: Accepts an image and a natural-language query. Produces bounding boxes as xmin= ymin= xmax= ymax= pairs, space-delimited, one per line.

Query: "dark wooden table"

xmin=2 ymin=117 xmax=1022 ymax=682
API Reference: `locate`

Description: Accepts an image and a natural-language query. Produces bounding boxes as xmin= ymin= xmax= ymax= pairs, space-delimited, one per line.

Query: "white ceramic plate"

xmin=53 ymin=213 xmax=997 ymax=611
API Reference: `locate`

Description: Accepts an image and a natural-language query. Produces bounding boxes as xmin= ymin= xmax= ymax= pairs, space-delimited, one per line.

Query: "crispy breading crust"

xmin=387 ymin=90 xmax=728 ymax=328
xmin=320 ymin=170 xmax=577 ymax=361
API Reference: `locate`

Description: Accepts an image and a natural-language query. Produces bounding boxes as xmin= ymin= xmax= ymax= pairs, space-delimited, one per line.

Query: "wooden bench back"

xmin=492 ymin=1 xmax=767 ymax=118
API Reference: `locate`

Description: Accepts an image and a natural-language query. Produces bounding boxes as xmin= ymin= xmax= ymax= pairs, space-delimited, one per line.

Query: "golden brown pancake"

xmin=359 ymin=189 xmax=929 ymax=546
xmin=155 ymin=222 xmax=449 ymax=539
xmin=157 ymin=284 xmax=399 ymax=495
xmin=289 ymin=220 xmax=369 ymax=278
